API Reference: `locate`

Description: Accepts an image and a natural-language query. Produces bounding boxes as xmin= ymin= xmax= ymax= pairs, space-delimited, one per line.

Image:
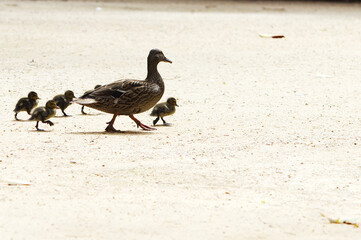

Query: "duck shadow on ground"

xmin=67 ymin=130 xmax=154 ymax=135
xmin=153 ymin=124 xmax=174 ymax=127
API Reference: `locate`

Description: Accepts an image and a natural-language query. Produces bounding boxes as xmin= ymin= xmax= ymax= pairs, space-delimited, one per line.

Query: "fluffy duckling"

xmin=75 ymin=49 xmax=172 ymax=132
xmin=81 ymin=85 xmax=101 ymax=114
xmin=53 ymin=90 xmax=76 ymax=116
xmin=29 ymin=100 xmax=58 ymax=131
xmin=150 ymin=97 xmax=178 ymax=125
xmin=14 ymin=91 xmax=40 ymax=120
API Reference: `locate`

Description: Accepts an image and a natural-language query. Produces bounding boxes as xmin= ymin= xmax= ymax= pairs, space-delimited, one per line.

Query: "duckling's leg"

xmin=81 ymin=106 xmax=87 ymax=115
xmin=129 ymin=115 xmax=156 ymax=131
xmin=161 ymin=117 xmax=167 ymax=125
xmin=153 ymin=116 xmax=160 ymax=126
xmin=15 ymin=112 xmax=19 ymax=121
xmin=35 ymin=121 xmax=43 ymax=131
xmin=61 ymin=109 xmax=69 ymax=117
xmin=105 ymin=113 xmax=121 ymax=132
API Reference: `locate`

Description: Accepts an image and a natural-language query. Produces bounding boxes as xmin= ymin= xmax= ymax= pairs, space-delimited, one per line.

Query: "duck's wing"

xmin=79 ymin=79 xmax=159 ymax=103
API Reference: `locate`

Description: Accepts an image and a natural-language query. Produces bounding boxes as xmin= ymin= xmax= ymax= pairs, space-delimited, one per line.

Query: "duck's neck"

xmin=146 ymin=61 xmax=161 ymax=82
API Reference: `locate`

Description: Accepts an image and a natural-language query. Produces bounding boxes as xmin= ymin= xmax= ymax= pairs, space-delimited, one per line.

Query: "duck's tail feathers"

xmin=73 ymin=98 xmax=97 ymax=105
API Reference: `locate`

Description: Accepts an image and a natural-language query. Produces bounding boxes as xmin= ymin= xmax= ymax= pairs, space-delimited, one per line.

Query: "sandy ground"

xmin=1 ymin=0 xmax=361 ymax=239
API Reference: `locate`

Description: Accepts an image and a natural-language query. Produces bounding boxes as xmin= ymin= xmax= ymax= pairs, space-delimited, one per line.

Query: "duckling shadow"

xmin=76 ymin=113 xmax=104 ymax=117
xmin=67 ymin=130 xmax=153 ymax=135
xmin=28 ymin=129 xmax=54 ymax=133
xmin=12 ymin=119 xmax=28 ymax=122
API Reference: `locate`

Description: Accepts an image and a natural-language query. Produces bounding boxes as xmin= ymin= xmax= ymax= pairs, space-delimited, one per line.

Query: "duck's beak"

xmin=56 ymin=106 xmax=60 ymax=109
xmin=163 ymin=57 xmax=172 ymax=63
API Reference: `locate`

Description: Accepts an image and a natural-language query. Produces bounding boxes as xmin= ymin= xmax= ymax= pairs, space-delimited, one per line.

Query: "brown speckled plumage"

xmin=75 ymin=49 xmax=172 ymax=132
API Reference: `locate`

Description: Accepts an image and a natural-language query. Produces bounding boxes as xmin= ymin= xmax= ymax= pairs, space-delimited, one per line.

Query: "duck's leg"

xmin=105 ymin=113 xmax=122 ymax=132
xmin=129 ymin=115 xmax=156 ymax=131
xmin=153 ymin=116 xmax=160 ymax=126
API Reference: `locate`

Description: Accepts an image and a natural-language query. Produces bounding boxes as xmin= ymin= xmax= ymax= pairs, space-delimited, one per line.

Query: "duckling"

xmin=75 ymin=49 xmax=172 ymax=132
xmin=29 ymin=100 xmax=58 ymax=131
xmin=14 ymin=91 xmax=40 ymax=120
xmin=53 ymin=90 xmax=76 ymax=116
xmin=81 ymin=85 xmax=102 ymax=114
xmin=150 ymin=97 xmax=178 ymax=125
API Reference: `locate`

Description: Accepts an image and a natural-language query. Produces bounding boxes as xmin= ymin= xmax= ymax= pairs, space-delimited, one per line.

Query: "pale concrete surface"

xmin=1 ymin=0 xmax=361 ymax=239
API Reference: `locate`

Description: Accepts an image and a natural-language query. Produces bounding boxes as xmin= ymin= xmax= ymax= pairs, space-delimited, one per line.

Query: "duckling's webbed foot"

xmin=161 ymin=117 xmax=167 ymax=125
xmin=153 ymin=117 xmax=160 ymax=126
xmin=61 ymin=109 xmax=69 ymax=117
xmin=44 ymin=120 xmax=54 ymax=126
xmin=130 ymin=115 xmax=156 ymax=131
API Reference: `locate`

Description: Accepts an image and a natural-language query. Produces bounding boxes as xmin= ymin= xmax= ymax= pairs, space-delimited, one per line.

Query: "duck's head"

xmin=167 ymin=97 xmax=179 ymax=107
xmin=64 ymin=90 xmax=76 ymax=99
xmin=46 ymin=100 xmax=58 ymax=109
xmin=28 ymin=91 xmax=40 ymax=100
xmin=148 ymin=49 xmax=172 ymax=64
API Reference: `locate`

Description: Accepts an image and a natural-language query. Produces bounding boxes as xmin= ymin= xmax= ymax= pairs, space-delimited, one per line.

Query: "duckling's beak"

xmin=163 ymin=57 xmax=172 ymax=63
xmin=176 ymin=104 xmax=179 ymax=107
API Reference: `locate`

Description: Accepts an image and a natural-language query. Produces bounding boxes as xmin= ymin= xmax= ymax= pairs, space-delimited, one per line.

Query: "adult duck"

xmin=75 ymin=49 xmax=172 ymax=132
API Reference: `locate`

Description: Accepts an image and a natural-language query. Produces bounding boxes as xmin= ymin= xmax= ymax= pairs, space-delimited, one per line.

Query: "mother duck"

xmin=75 ymin=49 xmax=172 ymax=132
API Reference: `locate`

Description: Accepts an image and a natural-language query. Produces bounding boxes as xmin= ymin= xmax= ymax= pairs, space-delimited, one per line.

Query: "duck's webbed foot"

xmin=105 ymin=113 xmax=122 ymax=132
xmin=130 ymin=115 xmax=156 ymax=131
xmin=105 ymin=124 xmax=122 ymax=132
